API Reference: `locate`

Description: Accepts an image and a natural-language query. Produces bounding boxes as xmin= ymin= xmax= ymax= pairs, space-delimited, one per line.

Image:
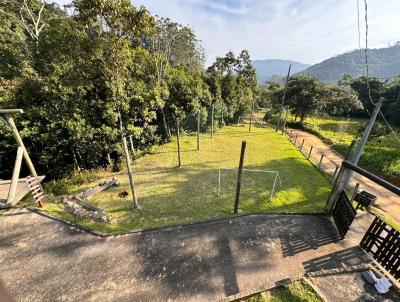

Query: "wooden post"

xmin=234 ymin=140 xmax=246 ymax=213
xmin=325 ymin=165 xmax=345 ymax=213
xmin=211 ymin=104 xmax=214 ymax=138
xmin=281 ymin=108 xmax=289 ymax=135
xmin=294 ymin=133 xmax=298 ymax=145
xmin=197 ymin=110 xmax=200 ymax=151
xmin=176 ymin=119 xmax=181 ymax=168
xmin=351 ymin=183 xmax=360 ymax=202
xmin=7 ymin=147 xmax=23 ymax=205
xmin=331 ymin=165 xmax=339 ymax=183
xmin=308 ymin=146 xmax=314 ymax=159
xmin=345 ymin=140 xmax=357 ymax=161
xmin=249 ymin=102 xmax=254 ymax=132
xmin=300 ymin=139 xmax=305 ymax=152
xmin=318 ymin=153 xmax=325 ymax=169
xmin=5 ymin=116 xmax=37 ymax=177
xmin=220 ymin=102 xmax=224 ymax=126
xmin=119 ymin=112 xmax=139 ymax=209
xmin=129 ymin=135 xmax=135 ymax=156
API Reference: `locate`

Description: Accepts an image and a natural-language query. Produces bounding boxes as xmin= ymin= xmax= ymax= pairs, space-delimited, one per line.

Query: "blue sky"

xmin=50 ymin=0 xmax=400 ymax=66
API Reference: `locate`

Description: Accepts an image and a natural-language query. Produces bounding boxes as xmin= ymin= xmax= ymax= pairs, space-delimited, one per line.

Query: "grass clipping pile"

xmin=61 ymin=178 xmax=119 ymax=224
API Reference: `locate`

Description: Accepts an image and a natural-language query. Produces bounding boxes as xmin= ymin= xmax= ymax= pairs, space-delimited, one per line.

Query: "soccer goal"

xmin=217 ymin=168 xmax=282 ymax=201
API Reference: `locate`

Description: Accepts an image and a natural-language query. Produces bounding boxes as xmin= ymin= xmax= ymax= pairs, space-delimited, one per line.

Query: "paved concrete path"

xmin=0 ymin=209 xmax=372 ymax=302
xmin=286 ymin=128 xmax=400 ymax=224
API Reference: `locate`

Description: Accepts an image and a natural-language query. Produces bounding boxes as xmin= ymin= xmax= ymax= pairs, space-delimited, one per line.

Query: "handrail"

xmin=342 ymin=160 xmax=400 ymax=196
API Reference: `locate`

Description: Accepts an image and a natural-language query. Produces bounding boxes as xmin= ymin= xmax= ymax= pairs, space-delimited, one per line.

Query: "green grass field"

xmin=304 ymin=116 xmax=400 ymax=185
xmin=244 ymin=281 xmax=323 ymax=302
xmin=38 ymin=125 xmax=331 ymax=233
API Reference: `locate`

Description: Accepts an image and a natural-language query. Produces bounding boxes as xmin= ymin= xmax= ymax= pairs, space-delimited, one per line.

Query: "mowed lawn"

xmin=41 ymin=125 xmax=331 ymax=233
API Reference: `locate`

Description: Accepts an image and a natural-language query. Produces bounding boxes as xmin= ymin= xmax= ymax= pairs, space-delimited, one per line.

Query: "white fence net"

xmin=217 ymin=168 xmax=282 ymax=202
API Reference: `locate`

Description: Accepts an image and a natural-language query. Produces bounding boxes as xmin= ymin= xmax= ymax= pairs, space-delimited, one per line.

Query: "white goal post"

xmin=217 ymin=168 xmax=282 ymax=201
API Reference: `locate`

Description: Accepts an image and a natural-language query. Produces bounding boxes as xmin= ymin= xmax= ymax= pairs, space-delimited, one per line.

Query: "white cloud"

xmin=50 ymin=0 xmax=400 ymax=66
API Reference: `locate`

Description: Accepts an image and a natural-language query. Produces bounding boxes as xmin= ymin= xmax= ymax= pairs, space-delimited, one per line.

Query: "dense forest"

xmin=0 ymin=0 xmax=399 ymax=181
xmin=0 ymin=0 xmax=259 ymax=179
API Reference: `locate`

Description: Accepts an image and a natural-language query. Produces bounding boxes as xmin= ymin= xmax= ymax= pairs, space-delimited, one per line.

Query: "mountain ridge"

xmin=252 ymin=59 xmax=310 ymax=84
xmin=253 ymin=44 xmax=400 ymax=84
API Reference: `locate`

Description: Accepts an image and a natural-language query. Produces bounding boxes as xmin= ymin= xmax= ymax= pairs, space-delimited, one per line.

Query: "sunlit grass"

xmin=39 ymin=124 xmax=331 ymax=233
xmin=244 ymin=281 xmax=323 ymax=302
xmin=305 ymin=116 xmax=400 ymax=184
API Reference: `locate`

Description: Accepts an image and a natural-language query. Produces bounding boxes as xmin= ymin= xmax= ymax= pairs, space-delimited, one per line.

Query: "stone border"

xmin=26 ymin=207 xmax=326 ymax=237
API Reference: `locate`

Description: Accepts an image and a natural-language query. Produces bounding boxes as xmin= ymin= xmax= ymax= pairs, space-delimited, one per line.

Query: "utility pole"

xmin=119 ymin=112 xmax=139 ymax=209
xmin=342 ymin=97 xmax=384 ymax=188
xmin=276 ymin=65 xmax=291 ymax=132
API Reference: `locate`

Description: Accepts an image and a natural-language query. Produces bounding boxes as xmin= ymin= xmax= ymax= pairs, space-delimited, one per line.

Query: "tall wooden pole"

xmin=220 ymin=102 xmax=224 ymax=126
xmin=119 ymin=112 xmax=139 ymax=209
xmin=129 ymin=135 xmax=135 ymax=155
xmin=5 ymin=116 xmax=37 ymax=177
xmin=197 ymin=111 xmax=200 ymax=151
xmin=211 ymin=104 xmax=214 ymax=138
xmin=276 ymin=65 xmax=291 ymax=132
xmin=7 ymin=147 xmax=23 ymax=205
xmin=281 ymin=108 xmax=289 ymax=135
xmin=176 ymin=119 xmax=181 ymax=167
xmin=234 ymin=140 xmax=247 ymax=213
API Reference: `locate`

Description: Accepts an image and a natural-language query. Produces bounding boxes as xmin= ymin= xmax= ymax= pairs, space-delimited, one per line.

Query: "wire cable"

xmin=358 ymin=0 xmax=400 ymax=145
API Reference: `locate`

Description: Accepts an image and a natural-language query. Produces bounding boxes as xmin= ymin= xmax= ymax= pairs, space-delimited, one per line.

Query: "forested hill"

xmin=299 ymin=44 xmax=400 ymax=83
xmin=252 ymin=59 xmax=310 ymax=84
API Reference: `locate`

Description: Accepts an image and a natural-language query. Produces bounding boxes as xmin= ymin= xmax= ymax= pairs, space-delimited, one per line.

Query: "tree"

xmin=323 ymin=85 xmax=363 ymax=116
xmin=283 ymin=76 xmax=325 ymax=121
xmin=146 ymin=17 xmax=205 ymax=140
xmin=206 ymin=50 xmax=259 ymax=124
xmin=350 ymin=76 xmax=385 ymax=113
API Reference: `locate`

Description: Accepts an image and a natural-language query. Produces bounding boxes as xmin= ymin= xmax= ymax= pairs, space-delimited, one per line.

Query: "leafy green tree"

xmin=283 ymin=76 xmax=325 ymax=121
xmin=349 ymin=76 xmax=385 ymax=112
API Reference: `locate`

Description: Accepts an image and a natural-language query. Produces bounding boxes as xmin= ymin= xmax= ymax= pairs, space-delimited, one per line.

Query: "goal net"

xmin=217 ymin=168 xmax=282 ymax=202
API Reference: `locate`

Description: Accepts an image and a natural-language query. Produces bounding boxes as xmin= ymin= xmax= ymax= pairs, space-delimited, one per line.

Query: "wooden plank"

xmin=0 ymin=109 xmax=23 ymax=114
xmin=0 ymin=176 xmax=45 ymax=204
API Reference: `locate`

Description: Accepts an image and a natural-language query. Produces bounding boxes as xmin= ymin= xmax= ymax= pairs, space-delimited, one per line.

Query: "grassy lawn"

xmin=302 ymin=116 xmax=400 ymax=185
xmin=37 ymin=125 xmax=331 ymax=233
xmin=244 ymin=281 xmax=323 ymax=302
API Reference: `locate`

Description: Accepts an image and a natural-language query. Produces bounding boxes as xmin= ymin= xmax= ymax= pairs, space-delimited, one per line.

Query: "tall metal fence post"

xmin=234 ymin=140 xmax=247 ymax=213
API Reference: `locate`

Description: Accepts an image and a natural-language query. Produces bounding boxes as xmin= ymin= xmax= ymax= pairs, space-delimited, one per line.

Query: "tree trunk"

xmin=159 ymin=107 xmax=171 ymax=140
xmin=106 ymin=153 xmax=113 ymax=166
xmin=300 ymin=111 xmax=305 ymax=122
